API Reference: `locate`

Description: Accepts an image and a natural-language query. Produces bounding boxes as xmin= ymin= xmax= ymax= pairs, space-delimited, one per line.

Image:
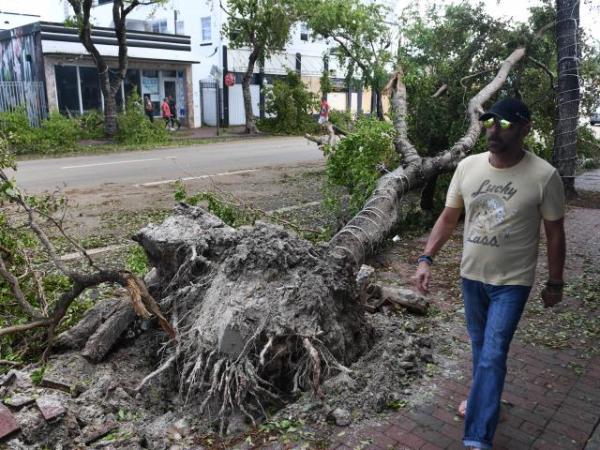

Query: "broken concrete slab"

xmin=36 ymin=395 xmax=66 ymax=421
xmin=0 ymin=403 xmax=20 ymax=439
xmin=40 ymin=376 xmax=72 ymax=393
xmin=0 ymin=370 xmax=16 ymax=387
xmin=81 ymin=421 xmax=119 ymax=445
xmin=3 ymin=393 xmax=35 ymax=409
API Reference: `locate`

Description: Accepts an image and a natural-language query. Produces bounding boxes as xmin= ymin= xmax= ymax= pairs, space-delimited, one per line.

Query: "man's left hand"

xmin=541 ymin=285 xmax=563 ymax=308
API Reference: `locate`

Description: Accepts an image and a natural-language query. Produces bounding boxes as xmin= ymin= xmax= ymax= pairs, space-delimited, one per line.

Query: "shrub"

xmin=0 ymin=108 xmax=37 ymax=153
xmin=260 ymin=71 xmax=319 ymax=134
xmin=38 ymin=112 xmax=81 ymax=151
xmin=79 ymin=110 xmax=104 ymax=139
xmin=115 ymin=89 xmax=168 ymax=145
xmin=0 ymin=108 xmax=81 ymax=154
xmin=323 ymin=117 xmax=398 ymax=216
xmin=328 ymin=110 xmax=353 ymax=131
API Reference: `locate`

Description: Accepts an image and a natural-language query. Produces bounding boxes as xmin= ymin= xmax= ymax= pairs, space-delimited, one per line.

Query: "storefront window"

xmin=79 ymin=67 xmax=102 ymax=112
xmin=55 ymin=66 xmax=79 ymax=114
xmin=124 ymin=69 xmax=141 ymax=100
xmin=142 ymin=70 xmax=160 ymax=114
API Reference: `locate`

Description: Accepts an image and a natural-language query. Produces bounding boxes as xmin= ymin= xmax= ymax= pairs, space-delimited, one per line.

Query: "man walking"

xmin=413 ymin=98 xmax=566 ymax=449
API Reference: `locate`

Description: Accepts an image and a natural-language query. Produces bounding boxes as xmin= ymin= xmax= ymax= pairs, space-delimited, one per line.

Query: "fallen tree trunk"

xmin=81 ymin=301 xmax=137 ymax=362
xmin=328 ymin=47 xmax=527 ymax=269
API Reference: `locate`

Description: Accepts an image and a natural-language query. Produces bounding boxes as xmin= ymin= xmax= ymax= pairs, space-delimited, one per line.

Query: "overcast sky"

xmin=2 ymin=0 xmax=598 ymax=41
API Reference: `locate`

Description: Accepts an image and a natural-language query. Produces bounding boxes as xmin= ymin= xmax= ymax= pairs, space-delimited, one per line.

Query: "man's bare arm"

xmin=414 ymin=206 xmax=462 ymax=293
xmin=541 ymin=217 xmax=566 ymax=307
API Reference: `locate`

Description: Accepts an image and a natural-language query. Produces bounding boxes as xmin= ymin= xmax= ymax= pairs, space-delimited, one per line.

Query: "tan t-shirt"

xmin=446 ymin=151 xmax=565 ymax=286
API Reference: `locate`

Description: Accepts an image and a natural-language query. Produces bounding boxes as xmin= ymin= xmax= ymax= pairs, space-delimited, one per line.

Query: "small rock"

xmin=0 ymin=403 xmax=20 ymax=439
xmin=0 ymin=370 xmax=16 ymax=387
xmin=171 ymin=418 xmax=190 ymax=436
xmin=36 ymin=395 xmax=66 ymax=421
xmin=81 ymin=421 xmax=119 ymax=445
xmin=330 ymin=408 xmax=351 ymax=427
xmin=420 ymin=349 xmax=434 ymax=363
xmin=3 ymin=393 xmax=35 ymax=409
xmin=40 ymin=376 xmax=72 ymax=393
xmin=397 ymin=288 xmax=416 ymax=300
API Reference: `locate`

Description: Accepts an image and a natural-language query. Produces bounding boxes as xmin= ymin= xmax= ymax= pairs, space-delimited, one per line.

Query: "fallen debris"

xmin=0 ymin=404 xmax=20 ymax=439
xmin=36 ymin=396 xmax=66 ymax=421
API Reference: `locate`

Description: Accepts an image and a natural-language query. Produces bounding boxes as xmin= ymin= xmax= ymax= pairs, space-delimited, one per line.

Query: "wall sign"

xmin=224 ymin=72 xmax=235 ymax=87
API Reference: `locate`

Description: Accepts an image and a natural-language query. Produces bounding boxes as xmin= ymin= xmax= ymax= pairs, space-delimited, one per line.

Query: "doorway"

xmin=164 ymin=80 xmax=176 ymax=100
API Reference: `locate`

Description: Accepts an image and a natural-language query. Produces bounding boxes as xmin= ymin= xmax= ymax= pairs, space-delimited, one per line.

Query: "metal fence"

xmin=199 ymin=80 xmax=222 ymax=127
xmin=0 ymin=81 xmax=48 ymax=127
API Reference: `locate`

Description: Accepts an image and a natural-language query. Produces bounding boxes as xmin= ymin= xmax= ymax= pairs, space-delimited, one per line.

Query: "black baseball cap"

xmin=480 ymin=98 xmax=531 ymax=124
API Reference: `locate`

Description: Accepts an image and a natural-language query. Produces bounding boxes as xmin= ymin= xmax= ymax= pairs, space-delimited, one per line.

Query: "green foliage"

xmin=0 ymin=108 xmax=81 ymax=154
xmin=323 ymin=117 xmax=398 ymax=215
xmin=319 ymin=65 xmax=332 ymax=98
xmin=223 ymin=0 xmax=303 ymax=59
xmin=173 ymin=180 xmax=259 ymax=227
xmin=115 ymin=89 xmax=168 ymax=145
xmin=0 ymin=150 xmax=78 ymax=364
xmin=30 ymin=365 xmax=46 ymax=385
xmin=398 ymin=1 xmax=600 ymax=169
xmin=0 ymin=108 xmax=38 ymax=153
xmin=259 ymin=71 xmax=319 ymax=134
xmin=328 ymin=109 xmax=353 ymax=131
xmin=577 ymin=126 xmax=600 ymax=169
xmin=307 ymin=0 xmax=392 ymax=110
xmin=39 ymin=112 xmax=81 ymax=149
xmin=0 ymin=133 xmax=15 ymax=170
xmin=126 ymin=245 xmax=149 ymax=277
xmin=79 ymin=110 xmax=104 ymax=139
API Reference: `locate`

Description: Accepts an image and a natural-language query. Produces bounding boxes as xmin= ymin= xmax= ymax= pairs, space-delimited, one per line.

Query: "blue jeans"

xmin=461 ymin=278 xmax=531 ymax=449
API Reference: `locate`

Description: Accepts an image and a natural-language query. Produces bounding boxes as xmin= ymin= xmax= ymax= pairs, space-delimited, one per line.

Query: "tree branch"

xmin=0 ymin=320 xmax=50 ymax=338
xmin=327 ymin=46 xmax=528 ymax=268
xmin=526 ymin=55 xmax=556 ymax=89
xmin=385 ymin=69 xmax=421 ymax=166
xmin=432 ymin=84 xmax=448 ymax=97
xmin=0 ymin=254 xmax=43 ymax=319
xmin=460 ymin=68 xmax=496 ymax=89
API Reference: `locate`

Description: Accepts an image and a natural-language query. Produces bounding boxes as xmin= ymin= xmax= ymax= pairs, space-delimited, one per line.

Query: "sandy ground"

xmin=56 ymin=160 xmax=328 ymax=245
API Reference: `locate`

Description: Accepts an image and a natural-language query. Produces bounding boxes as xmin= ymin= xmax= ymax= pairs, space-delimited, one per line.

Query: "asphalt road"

xmin=10 ymin=136 xmax=324 ymax=192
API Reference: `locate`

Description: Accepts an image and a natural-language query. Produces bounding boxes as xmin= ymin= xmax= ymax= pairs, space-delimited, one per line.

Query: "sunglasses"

xmin=482 ymin=118 xmax=513 ymax=130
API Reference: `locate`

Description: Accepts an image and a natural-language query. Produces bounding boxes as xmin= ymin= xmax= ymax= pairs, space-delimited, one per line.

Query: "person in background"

xmin=168 ymin=95 xmax=181 ymax=130
xmin=144 ymin=94 xmax=154 ymax=123
xmin=161 ymin=97 xmax=172 ymax=130
xmin=318 ymin=97 xmax=330 ymax=126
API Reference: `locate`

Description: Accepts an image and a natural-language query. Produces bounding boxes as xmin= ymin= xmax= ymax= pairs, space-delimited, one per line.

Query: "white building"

xmin=89 ymin=0 xmax=354 ymax=127
xmin=1 ymin=0 xmax=367 ymax=128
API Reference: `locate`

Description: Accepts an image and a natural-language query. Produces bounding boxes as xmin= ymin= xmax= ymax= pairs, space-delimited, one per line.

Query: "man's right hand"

xmin=413 ymin=262 xmax=432 ymax=294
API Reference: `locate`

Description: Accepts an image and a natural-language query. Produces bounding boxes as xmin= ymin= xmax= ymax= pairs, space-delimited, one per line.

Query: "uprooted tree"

xmin=135 ymin=47 xmax=528 ymax=430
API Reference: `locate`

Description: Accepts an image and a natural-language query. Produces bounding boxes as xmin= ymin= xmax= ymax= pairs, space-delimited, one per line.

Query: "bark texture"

xmin=242 ymin=47 xmax=261 ymax=134
xmin=553 ymin=0 xmax=580 ymax=196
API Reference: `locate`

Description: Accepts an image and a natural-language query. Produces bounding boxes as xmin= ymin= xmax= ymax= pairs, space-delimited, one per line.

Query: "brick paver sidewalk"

xmin=330 ymin=339 xmax=599 ymax=450
xmin=331 ymin=205 xmax=600 ymax=449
